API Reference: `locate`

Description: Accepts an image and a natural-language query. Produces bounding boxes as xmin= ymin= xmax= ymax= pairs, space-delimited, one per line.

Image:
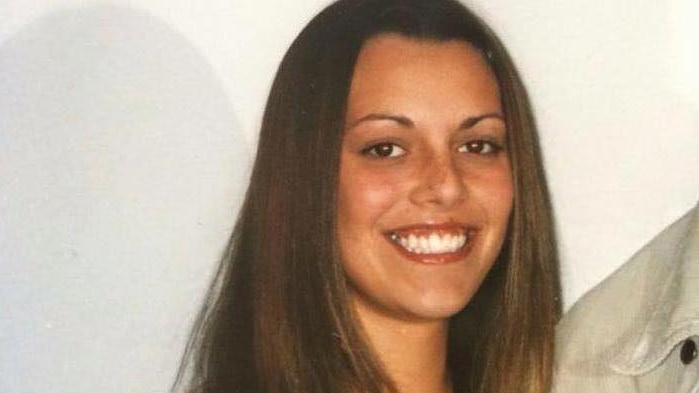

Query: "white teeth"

xmin=419 ymin=236 xmax=428 ymax=251
xmin=408 ymin=234 xmax=418 ymax=250
xmin=428 ymin=233 xmax=440 ymax=250
xmin=390 ymin=231 xmax=468 ymax=254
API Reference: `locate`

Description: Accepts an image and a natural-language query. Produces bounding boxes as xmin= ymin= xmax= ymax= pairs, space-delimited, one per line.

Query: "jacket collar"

xmin=610 ymin=200 xmax=699 ymax=375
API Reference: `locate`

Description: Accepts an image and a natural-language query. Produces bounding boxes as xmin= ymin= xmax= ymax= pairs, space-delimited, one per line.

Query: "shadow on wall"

xmin=0 ymin=5 xmax=248 ymax=393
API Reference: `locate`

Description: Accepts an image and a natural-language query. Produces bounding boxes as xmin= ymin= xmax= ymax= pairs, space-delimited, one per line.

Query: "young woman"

xmin=174 ymin=1 xmax=560 ymax=392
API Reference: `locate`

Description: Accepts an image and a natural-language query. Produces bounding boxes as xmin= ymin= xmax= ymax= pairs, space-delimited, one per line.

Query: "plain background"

xmin=1 ymin=0 xmax=697 ymax=392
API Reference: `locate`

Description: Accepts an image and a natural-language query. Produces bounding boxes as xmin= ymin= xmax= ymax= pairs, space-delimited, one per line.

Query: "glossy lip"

xmin=384 ymin=223 xmax=477 ymax=265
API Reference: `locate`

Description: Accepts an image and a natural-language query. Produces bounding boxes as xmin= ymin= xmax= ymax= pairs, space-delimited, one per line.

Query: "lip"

xmin=383 ymin=223 xmax=476 ymax=265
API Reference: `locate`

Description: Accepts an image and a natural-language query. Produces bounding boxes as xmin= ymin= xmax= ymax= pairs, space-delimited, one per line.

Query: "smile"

xmin=385 ymin=224 xmax=475 ymax=263
xmin=389 ymin=231 xmax=467 ymax=254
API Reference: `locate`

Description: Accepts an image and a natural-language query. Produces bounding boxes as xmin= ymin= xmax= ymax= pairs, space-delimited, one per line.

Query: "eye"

xmin=457 ymin=140 xmax=502 ymax=155
xmin=361 ymin=142 xmax=406 ymax=158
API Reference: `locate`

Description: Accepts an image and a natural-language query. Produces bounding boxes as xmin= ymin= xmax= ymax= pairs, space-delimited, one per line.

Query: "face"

xmin=337 ymin=34 xmax=513 ymax=325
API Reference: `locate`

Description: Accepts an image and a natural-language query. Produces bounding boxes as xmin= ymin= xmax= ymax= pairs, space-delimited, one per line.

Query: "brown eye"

xmin=458 ymin=140 xmax=500 ymax=155
xmin=362 ymin=143 xmax=406 ymax=158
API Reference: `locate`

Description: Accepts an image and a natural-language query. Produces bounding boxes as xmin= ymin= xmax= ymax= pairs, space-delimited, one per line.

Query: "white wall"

xmin=1 ymin=1 xmax=697 ymax=392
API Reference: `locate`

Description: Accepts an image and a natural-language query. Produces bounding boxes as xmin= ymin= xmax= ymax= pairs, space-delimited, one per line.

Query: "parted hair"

xmin=173 ymin=1 xmax=561 ymax=392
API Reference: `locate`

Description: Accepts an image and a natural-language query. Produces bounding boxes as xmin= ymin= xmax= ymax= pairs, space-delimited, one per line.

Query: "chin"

xmin=401 ymin=289 xmax=475 ymax=322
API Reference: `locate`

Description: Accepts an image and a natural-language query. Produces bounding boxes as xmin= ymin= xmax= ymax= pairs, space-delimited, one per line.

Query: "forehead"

xmin=356 ymin=33 xmax=486 ymax=68
xmin=347 ymin=33 xmax=501 ymax=121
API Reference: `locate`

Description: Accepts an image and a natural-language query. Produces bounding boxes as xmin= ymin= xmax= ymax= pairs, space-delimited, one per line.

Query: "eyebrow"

xmin=458 ymin=113 xmax=505 ymax=129
xmin=346 ymin=112 xmax=505 ymax=130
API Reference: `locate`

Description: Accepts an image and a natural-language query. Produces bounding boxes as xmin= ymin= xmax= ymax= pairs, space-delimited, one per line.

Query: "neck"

xmin=353 ymin=300 xmax=453 ymax=393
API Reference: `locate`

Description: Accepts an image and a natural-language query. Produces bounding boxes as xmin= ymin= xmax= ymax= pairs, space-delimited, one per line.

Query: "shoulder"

xmin=558 ymin=209 xmax=694 ymax=351
xmin=553 ymin=204 xmax=699 ymax=392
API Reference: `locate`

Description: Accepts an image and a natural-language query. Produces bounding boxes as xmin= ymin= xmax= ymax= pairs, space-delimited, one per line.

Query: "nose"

xmin=409 ymin=152 xmax=467 ymax=207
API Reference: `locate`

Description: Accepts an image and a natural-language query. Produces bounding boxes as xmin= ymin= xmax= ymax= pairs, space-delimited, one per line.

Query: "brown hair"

xmin=173 ymin=1 xmax=561 ymax=392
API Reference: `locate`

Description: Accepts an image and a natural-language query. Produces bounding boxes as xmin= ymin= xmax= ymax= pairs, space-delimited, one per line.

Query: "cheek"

xmin=492 ymin=169 xmax=514 ymax=216
xmin=337 ymin=165 xmax=407 ymax=231
xmin=468 ymin=162 xmax=514 ymax=221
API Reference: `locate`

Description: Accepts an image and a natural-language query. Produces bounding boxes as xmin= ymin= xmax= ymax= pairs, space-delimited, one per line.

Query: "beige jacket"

xmin=553 ymin=201 xmax=699 ymax=393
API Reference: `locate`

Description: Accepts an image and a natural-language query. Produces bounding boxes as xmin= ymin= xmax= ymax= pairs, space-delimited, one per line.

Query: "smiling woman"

xmin=173 ymin=1 xmax=560 ymax=393
xmin=339 ymin=35 xmax=513 ymax=328
xmin=337 ymin=37 xmax=516 ymax=391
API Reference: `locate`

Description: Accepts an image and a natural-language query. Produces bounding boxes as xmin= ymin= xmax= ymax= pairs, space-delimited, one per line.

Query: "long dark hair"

xmin=173 ymin=1 xmax=561 ymax=392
